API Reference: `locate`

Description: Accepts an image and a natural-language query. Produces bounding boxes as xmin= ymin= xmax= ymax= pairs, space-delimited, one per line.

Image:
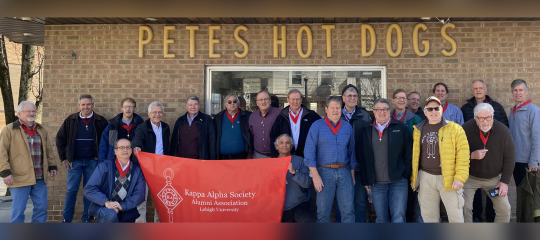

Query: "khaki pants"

xmin=418 ymin=170 xmax=465 ymax=223
xmin=463 ymin=175 xmax=511 ymax=223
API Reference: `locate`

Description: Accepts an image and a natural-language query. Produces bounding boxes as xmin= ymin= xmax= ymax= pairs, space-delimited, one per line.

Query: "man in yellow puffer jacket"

xmin=410 ymin=96 xmax=470 ymax=223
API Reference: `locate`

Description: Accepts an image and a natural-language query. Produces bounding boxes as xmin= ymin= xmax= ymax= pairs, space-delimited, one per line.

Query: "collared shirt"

xmin=79 ymin=111 xmax=94 ymax=119
xmin=249 ymin=107 xmax=280 ymax=153
xmin=375 ymin=118 xmax=391 ymax=133
xmin=342 ymin=107 xmax=355 ymax=122
xmin=187 ymin=112 xmax=198 ymax=126
xmin=289 ymin=108 xmax=303 ymax=149
xmin=121 ymin=117 xmax=132 ymax=126
xmin=395 ymin=111 xmax=404 ymax=120
xmin=441 ymin=102 xmax=464 ymax=125
xmin=117 ymin=159 xmax=131 ymax=171
xmin=151 ymin=121 xmax=164 ymax=155
xmin=19 ymin=120 xmax=43 ymax=179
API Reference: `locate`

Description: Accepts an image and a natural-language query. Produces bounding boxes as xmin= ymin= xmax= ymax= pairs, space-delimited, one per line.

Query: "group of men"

xmin=0 ymin=78 xmax=538 ymax=223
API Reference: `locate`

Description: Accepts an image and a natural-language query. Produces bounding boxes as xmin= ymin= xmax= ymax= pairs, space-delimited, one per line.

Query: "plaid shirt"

xmin=20 ymin=120 xmax=44 ymax=179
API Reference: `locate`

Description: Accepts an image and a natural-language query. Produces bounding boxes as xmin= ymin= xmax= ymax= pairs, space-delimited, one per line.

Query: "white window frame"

xmin=205 ymin=65 xmax=387 ymax=114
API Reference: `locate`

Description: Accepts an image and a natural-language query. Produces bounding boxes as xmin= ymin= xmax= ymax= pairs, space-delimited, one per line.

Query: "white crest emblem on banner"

xmin=157 ymin=168 xmax=182 ymax=223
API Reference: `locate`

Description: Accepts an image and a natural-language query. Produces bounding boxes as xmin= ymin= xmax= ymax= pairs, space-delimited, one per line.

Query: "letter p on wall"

xmin=139 ymin=26 xmax=153 ymax=58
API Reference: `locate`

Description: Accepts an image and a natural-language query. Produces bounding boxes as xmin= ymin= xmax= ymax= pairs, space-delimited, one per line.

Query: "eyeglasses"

xmin=394 ymin=97 xmax=406 ymax=101
xmin=476 ymin=116 xmax=493 ymax=122
xmin=150 ymin=111 xmax=163 ymax=115
xmin=21 ymin=110 xmax=37 ymax=114
xmin=408 ymin=98 xmax=420 ymax=102
xmin=227 ymin=100 xmax=238 ymax=104
xmin=344 ymin=94 xmax=358 ymax=99
xmin=288 ymin=98 xmax=302 ymax=102
xmin=256 ymin=98 xmax=270 ymax=102
xmin=373 ymin=108 xmax=389 ymax=113
xmin=122 ymin=106 xmax=135 ymax=109
xmin=115 ymin=146 xmax=132 ymax=151
xmin=425 ymin=107 xmax=441 ymax=112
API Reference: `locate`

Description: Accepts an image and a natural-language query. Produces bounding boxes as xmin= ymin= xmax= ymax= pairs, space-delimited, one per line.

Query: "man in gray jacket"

xmin=509 ymin=79 xmax=540 ymax=191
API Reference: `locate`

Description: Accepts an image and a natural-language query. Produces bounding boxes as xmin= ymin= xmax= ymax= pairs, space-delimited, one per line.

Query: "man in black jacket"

xmin=357 ymin=98 xmax=413 ymax=223
xmin=270 ymin=89 xmax=321 ymax=158
xmin=170 ymin=96 xmax=216 ymax=160
xmin=214 ymin=94 xmax=252 ymax=159
xmin=460 ymin=79 xmax=509 ymax=222
xmin=132 ymin=101 xmax=170 ymax=222
xmin=56 ymin=94 xmax=109 ymax=223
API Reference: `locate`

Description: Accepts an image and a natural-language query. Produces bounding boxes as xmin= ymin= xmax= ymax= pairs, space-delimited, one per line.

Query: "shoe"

xmin=62 ymin=219 xmax=71 ymax=223
xmin=83 ymin=220 xmax=91 ymax=223
xmin=473 ymin=217 xmax=482 ymax=222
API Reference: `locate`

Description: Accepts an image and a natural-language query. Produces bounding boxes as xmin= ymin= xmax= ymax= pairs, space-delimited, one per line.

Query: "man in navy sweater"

xmin=56 ymin=94 xmax=108 ymax=222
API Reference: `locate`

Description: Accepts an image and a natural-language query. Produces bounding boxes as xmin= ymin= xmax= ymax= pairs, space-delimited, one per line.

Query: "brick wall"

xmin=42 ymin=21 xmax=540 ymax=222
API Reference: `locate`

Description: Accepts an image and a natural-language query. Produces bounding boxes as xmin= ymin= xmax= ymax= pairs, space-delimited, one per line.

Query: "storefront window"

xmin=205 ymin=66 xmax=387 ymax=117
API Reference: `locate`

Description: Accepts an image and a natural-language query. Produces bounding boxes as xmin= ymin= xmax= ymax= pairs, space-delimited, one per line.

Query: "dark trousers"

xmin=514 ymin=162 xmax=529 ymax=187
xmin=282 ymin=202 xmax=315 ymax=223
xmin=472 ymin=189 xmax=495 ymax=222
xmin=219 ymin=152 xmax=248 ymax=160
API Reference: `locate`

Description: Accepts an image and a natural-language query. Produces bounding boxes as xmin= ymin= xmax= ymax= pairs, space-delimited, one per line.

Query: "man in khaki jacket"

xmin=0 ymin=101 xmax=58 ymax=223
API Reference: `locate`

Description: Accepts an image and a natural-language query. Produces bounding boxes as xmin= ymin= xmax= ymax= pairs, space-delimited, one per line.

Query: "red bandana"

xmin=226 ymin=111 xmax=239 ymax=125
xmin=115 ymin=158 xmax=130 ymax=178
xmin=122 ymin=122 xmax=134 ymax=134
xmin=393 ymin=110 xmax=406 ymax=122
xmin=81 ymin=115 xmax=93 ymax=126
xmin=479 ymin=129 xmax=491 ymax=148
xmin=513 ymin=99 xmax=531 ymax=115
xmin=442 ymin=103 xmax=449 ymax=114
xmin=289 ymin=108 xmax=302 ymax=124
xmin=324 ymin=116 xmax=342 ymax=135
xmin=373 ymin=120 xmax=390 ymax=140
xmin=21 ymin=124 xmax=37 ymax=138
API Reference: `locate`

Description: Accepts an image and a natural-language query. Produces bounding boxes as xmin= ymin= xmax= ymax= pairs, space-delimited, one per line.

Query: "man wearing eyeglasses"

xmin=84 ymin=139 xmax=146 ymax=223
xmin=407 ymin=91 xmax=426 ymax=121
xmin=132 ymin=101 xmax=170 ymax=222
xmin=410 ymin=96 xmax=470 ymax=223
xmin=214 ymin=94 xmax=252 ymax=159
xmin=270 ymin=89 xmax=321 ymax=158
xmin=0 ymin=101 xmax=58 ymax=223
xmin=56 ymin=94 xmax=109 ymax=223
xmin=460 ymin=80 xmax=509 ymax=222
xmin=99 ymin=98 xmax=144 ymax=163
xmin=249 ymin=91 xmax=281 ymax=159
xmin=462 ymin=103 xmax=515 ymax=223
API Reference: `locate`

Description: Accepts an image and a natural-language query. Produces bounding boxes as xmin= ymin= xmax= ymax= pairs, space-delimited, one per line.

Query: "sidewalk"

xmin=0 ymin=186 xmax=34 ymax=223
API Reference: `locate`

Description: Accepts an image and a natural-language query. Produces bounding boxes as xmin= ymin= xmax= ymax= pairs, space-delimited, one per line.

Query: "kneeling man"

xmin=84 ymin=139 xmax=146 ymax=222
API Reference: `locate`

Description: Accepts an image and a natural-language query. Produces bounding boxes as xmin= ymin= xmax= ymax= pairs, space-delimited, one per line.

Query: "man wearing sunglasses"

xmin=410 ymin=96 xmax=470 ymax=223
xmin=214 ymin=94 xmax=252 ymax=159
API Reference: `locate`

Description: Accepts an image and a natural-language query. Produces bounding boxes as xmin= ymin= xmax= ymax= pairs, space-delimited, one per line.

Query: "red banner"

xmin=136 ymin=152 xmax=291 ymax=223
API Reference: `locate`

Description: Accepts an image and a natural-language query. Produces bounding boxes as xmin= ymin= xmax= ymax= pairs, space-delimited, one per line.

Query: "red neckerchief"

xmin=21 ymin=124 xmax=37 ymax=138
xmin=226 ymin=110 xmax=239 ymax=124
xmin=474 ymin=98 xmax=489 ymax=106
xmin=115 ymin=158 xmax=130 ymax=179
xmin=393 ymin=110 xmax=406 ymax=122
xmin=513 ymin=99 xmax=532 ymax=115
xmin=324 ymin=116 xmax=342 ymax=135
xmin=289 ymin=108 xmax=302 ymax=124
xmin=81 ymin=115 xmax=93 ymax=126
xmin=442 ymin=102 xmax=449 ymax=114
xmin=373 ymin=120 xmax=390 ymax=139
xmin=122 ymin=122 xmax=134 ymax=133
xmin=479 ymin=129 xmax=491 ymax=148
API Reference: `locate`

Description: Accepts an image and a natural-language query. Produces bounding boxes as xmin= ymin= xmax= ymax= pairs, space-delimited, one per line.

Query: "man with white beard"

xmin=461 ymin=103 xmax=515 ymax=222
xmin=0 ymin=101 xmax=58 ymax=222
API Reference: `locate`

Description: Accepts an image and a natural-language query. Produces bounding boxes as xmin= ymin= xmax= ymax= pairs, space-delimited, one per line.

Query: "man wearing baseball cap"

xmin=410 ymin=96 xmax=470 ymax=223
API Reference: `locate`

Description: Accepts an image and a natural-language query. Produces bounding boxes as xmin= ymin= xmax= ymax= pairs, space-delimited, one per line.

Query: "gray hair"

xmin=473 ymin=103 xmax=494 ymax=118
xmin=287 ymin=89 xmax=303 ymax=99
xmin=114 ymin=138 xmax=132 ymax=148
xmin=148 ymin=101 xmax=164 ymax=113
xmin=187 ymin=95 xmax=200 ymax=104
xmin=78 ymin=94 xmax=94 ymax=104
xmin=325 ymin=96 xmax=342 ymax=108
xmin=471 ymin=79 xmax=487 ymax=88
xmin=373 ymin=98 xmax=390 ymax=108
xmin=343 ymin=87 xmax=358 ymax=96
xmin=274 ymin=134 xmax=293 ymax=147
xmin=223 ymin=94 xmax=239 ymax=108
xmin=407 ymin=91 xmax=421 ymax=100
xmin=511 ymin=79 xmax=528 ymax=91
xmin=17 ymin=101 xmax=36 ymax=112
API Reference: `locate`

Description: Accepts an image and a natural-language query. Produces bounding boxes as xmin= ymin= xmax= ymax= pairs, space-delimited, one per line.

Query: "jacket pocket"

xmin=10 ymin=155 xmax=30 ymax=176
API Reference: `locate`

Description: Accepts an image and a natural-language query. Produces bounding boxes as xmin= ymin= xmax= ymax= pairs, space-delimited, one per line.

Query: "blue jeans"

xmin=334 ymin=172 xmax=368 ymax=222
xmin=95 ymin=207 xmax=119 ymax=223
xmin=315 ymin=166 xmax=354 ymax=223
xmin=10 ymin=179 xmax=48 ymax=223
xmin=63 ymin=160 xmax=98 ymax=222
xmin=281 ymin=201 xmax=315 ymax=223
xmin=371 ymin=178 xmax=408 ymax=223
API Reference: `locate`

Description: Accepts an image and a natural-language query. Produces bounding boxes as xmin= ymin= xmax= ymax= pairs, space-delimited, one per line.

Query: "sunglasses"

xmin=227 ymin=100 xmax=238 ymax=104
xmin=425 ymin=107 xmax=441 ymax=112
